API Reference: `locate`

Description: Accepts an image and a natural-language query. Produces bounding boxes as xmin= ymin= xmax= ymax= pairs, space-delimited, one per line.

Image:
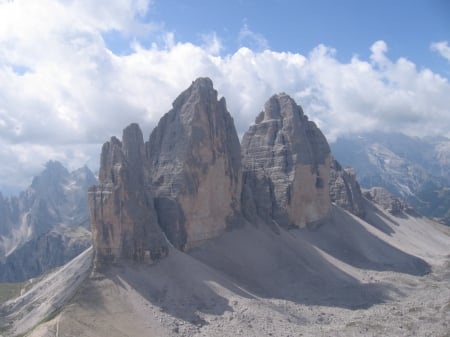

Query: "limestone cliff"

xmin=147 ymin=78 xmax=242 ymax=249
xmin=241 ymin=93 xmax=332 ymax=228
xmin=88 ymin=124 xmax=168 ymax=268
xmin=329 ymin=159 xmax=366 ymax=218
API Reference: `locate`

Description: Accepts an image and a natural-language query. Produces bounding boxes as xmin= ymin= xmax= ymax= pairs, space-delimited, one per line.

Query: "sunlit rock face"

xmin=147 ymin=78 xmax=242 ymax=250
xmin=241 ymin=93 xmax=332 ymax=228
xmin=89 ymin=78 xmax=243 ymax=264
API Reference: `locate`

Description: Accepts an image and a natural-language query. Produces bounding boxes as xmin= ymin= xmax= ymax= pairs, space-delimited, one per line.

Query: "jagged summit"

xmin=89 ymin=124 xmax=168 ymax=269
xmin=172 ymin=77 xmax=217 ymax=110
xmin=147 ymin=77 xmax=242 ymax=250
xmin=258 ymin=93 xmax=304 ymax=122
xmin=242 ymin=92 xmax=332 ymax=228
xmin=89 ymin=78 xmax=339 ymax=268
xmin=89 ymin=77 xmax=242 ymax=267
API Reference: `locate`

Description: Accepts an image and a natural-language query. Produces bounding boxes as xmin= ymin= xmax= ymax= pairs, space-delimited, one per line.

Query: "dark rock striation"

xmin=329 ymin=159 xmax=366 ymax=218
xmin=241 ymin=93 xmax=332 ymax=228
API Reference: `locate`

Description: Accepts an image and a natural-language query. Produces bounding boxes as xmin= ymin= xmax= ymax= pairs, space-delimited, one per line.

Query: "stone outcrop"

xmin=329 ymin=159 xmax=366 ymax=218
xmin=88 ymin=124 xmax=168 ymax=268
xmin=241 ymin=93 xmax=332 ymax=228
xmin=147 ymin=78 xmax=242 ymax=249
xmin=363 ymin=187 xmax=416 ymax=216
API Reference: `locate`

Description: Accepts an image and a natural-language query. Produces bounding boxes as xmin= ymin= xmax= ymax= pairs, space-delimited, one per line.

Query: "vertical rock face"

xmin=89 ymin=124 xmax=168 ymax=268
xmin=329 ymin=159 xmax=366 ymax=218
xmin=147 ymin=78 xmax=242 ymax=249
xmin=241 ymin=93 xmax=332 ymax=227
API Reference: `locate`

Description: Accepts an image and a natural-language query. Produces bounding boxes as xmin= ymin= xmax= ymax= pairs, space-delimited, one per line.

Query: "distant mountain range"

xmin=331 ymin=132 xmax=450 ymax=223
xmin=0 ymin=161 xmax=96 ymax=282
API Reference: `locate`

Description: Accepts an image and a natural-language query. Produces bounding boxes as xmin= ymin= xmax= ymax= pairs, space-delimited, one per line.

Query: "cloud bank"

xmin=1 ymin=0 xmax=450 ymax=192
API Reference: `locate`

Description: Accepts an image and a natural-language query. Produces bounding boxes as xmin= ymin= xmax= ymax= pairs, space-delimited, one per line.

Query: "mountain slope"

xmin=2 ymin=202 xmax=449 ymax=337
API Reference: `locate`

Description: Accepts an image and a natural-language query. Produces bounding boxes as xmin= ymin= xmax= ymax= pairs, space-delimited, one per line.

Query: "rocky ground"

xmin=1 ymin=204 xmax=450 ymax=337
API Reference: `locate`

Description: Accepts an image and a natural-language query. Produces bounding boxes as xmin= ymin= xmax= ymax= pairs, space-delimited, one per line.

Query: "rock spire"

xmin=241 ymin=93 xmax=332 ymax=227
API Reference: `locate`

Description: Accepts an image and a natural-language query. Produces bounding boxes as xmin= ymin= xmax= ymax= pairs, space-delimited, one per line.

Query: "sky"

xmin=0 ymin=0 xmax=449 ymax=194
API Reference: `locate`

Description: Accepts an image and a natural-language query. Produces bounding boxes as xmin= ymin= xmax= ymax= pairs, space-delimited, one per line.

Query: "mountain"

xmin=2 ymin=199 xmax=449 ymax=337
xmin=89 ymin=79 xmax=350 ymax=268
xmin=241 ymin=93 xmax=331 ymax=228
xmin=1 ymin=78 xmax=449 ymax=337
xmin=0 ymin=161 xmax=96 ymax=282
xmin=331 ymin=132 xmax=450 ymax=222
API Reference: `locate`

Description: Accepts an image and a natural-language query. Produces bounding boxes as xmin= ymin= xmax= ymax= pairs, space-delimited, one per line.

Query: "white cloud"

xmin=1 ymin=0 xmax=450 ymax=192
xmin=238 ymin=22 xmax=269 ymax=51
xmin=431 ymin=41 xmax=450 ymax=62
xmin=201 ymin=32 xmax=222 ymax=55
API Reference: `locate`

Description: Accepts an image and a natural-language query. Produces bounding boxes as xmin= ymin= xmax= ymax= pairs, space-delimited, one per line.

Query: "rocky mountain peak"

xmin=89 ymin=124 xmax=168 ymax=269
xmin=30 ymin=160 xmax=69 ymax=194
xmin=172 ymin=77 xmax=216 ymax=111
xmin=259 ymin=93 xmax=304 ymax=122
xmin=98 ymin=136 xmax=122 ymax=184
xmin=242 ymin=93 xmax=331 ymax=227
xmin=1 ymin=162 xmax=96 ymax=282
xmin=88 ymin=78 xmax=346 ymax=268
xmin=147 ymin=77 xmax=242 ymax=250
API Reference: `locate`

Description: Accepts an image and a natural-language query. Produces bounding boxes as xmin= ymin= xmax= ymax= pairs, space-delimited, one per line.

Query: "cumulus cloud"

xmin=1 ymin=1 xmax=450 ymax=192
xmin=431 ymin=41 xmax=450 ymax=62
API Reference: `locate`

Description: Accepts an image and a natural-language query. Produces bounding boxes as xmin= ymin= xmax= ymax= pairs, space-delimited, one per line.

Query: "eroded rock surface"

xmin=147 ymin=78 xmax=242 ymax=249
xmin=241 ymin=93 xmax=332 ymax=228
xmin=89 ymin=124 xmax=168 ymax=268
xmin=329 ymin=159 xmax=366 ymax=218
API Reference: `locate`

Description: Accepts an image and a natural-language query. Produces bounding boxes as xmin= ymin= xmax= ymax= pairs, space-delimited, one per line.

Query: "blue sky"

xmin=0 ymin=0 xmax=449 ymax=193
xmin=138 ymin=0 xmax=450 ymax=71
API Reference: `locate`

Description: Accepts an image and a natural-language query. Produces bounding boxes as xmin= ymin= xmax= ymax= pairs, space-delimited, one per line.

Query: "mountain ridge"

xmin=331 ymin=131 xmax=450 ymax=223
xmin=0 ymin=161 xmax=96 ymax=282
